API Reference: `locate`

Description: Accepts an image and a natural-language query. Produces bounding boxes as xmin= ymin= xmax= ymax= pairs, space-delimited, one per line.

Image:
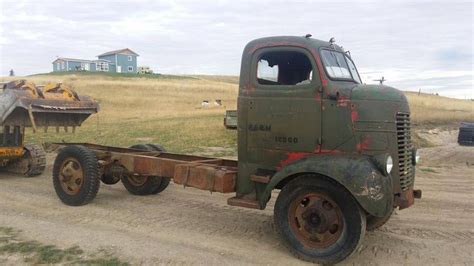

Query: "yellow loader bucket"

xmin=0 ymin=80 xmax=99 ymax=130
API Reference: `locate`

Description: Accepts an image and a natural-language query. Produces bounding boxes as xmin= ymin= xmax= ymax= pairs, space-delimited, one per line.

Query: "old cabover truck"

xmin=49 ymin=35 xmax=421 ymax=264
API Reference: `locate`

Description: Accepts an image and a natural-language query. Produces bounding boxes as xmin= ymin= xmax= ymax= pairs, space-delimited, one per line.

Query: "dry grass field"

xmin=1 ymin=73 xmax=473 ymax=154
xmin=406 ymin=91 xmax=473 ymax=125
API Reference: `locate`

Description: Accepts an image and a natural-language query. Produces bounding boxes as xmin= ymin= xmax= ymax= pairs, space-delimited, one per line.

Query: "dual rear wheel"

xmin=120 ymin=144 xmax=170 ymax=195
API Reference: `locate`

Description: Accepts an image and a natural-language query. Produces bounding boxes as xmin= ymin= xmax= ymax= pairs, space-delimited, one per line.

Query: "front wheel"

xmin=366 ymin=208 xmax=394 ymax=231
xmin=274 ymin=175 xmax=366 ymax=265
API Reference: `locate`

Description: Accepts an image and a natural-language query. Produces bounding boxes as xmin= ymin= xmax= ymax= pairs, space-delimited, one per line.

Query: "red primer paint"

xmin=320 ymin=149 xmax=342 ymax=154
xmin=356 ymin=138 xmax=370 ymax=152
xmin=244 ymin=83 xmax=255 ymax=95
xmin=314 ymin=144 xmax=343 ymax=154
xmin=314 ymin=144 xmax=321 ymax=153
xmin=350 ymin=103 xmax=358 ymax=123
xmin=248 ymin=41 xmax=306 ymax=54
xmin=336 ymin=95 xmax=349 ymax=107
xmin=279 ymin=152 xmax=312 ymax=168
xmin=351 ymin=110 xmax=358 ymax=123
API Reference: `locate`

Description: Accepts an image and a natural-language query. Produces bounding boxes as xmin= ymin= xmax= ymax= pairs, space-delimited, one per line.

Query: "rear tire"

xmin=121 ymin=144 xmax=170 ymax=195
xmin=274 ymin=175 xmax=366 ymax=265
xmin=145 ymin=144 xmax=170 ymax=193
xmin=53 ymin=145 xmax=100 ymax=206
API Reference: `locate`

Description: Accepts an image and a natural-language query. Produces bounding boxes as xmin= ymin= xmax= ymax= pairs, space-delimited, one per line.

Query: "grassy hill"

xmin=32 ymin=71 xmax=194 ymax=80
xmin=405 ymin=91 xmax=473 ymax=125
xmin=1 ymin=73 xmax=472 ymax=154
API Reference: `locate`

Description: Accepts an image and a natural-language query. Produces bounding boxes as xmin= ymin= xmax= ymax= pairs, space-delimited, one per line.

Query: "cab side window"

xmin=256 ymin=51 xmax=313 ymax=86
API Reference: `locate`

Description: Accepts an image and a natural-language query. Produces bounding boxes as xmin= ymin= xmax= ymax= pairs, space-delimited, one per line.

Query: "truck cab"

xmin=232 ymin=36 xmax=420 ymax=263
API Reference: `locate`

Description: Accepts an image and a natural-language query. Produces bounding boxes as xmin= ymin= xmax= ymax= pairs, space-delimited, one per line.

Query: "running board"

xmin=227 ymin=197 xmax=261 ymax=209
xmin=250 ymin=174 xmax=270 ymax=184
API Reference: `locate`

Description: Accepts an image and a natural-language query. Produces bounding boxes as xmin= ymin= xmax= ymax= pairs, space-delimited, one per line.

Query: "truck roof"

xmin=244 ymin=36 xmax=345 ymax=54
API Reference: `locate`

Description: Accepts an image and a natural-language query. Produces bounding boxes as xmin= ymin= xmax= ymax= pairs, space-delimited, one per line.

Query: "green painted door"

xmin=244 ymin=47 xmax=322 ymax=170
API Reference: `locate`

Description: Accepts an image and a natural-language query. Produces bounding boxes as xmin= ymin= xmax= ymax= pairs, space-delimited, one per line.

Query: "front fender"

xmin=260 ymin=154 xmax=393 ymax=217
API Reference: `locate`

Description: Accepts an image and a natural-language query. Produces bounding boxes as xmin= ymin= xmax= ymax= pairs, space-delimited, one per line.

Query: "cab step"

xmin=227 ymin=196 xmax=261 ymax=209
xmin=250 ymin=174 xmax=271 ymax=184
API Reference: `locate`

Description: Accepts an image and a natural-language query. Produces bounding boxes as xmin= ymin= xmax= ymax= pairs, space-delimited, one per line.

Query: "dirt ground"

xmin=0 ymin=130 xmax=472 ymax=265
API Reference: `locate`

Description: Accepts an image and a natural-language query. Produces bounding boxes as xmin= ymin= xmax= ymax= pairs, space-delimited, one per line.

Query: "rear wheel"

xmin=121 ymin=144 xmax=170 ymax=195
xmin=53 ymin=145 xmax=100 ymax=206
xmin=274 ymin=175 xmax=366 ymax=265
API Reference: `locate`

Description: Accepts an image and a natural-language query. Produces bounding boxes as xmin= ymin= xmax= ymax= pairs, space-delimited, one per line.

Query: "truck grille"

xmin=396 ymin=112 xmax=414 ymax=191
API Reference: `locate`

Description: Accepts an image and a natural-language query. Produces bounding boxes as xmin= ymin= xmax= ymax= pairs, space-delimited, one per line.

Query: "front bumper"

xmin=395 ymin=188 xmax=422 ymax=209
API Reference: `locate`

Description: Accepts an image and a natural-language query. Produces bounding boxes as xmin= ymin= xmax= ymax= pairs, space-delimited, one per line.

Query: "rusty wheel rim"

xmin=59 ymin=158 xmax=84 ymax=195
xmin=288 ymin=192 xmax=344 ymax=249
xmin=127 ymin=175 xmax=148 ymax=186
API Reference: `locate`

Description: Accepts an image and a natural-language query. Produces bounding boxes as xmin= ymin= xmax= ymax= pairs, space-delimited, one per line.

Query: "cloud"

xmin=0 ymin=0 xmax=472 ymax=98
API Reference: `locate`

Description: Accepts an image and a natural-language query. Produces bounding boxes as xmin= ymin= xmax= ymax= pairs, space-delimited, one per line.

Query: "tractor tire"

xmin=274 ymin=175 xmax=366 ymax=265
xmin=121 ymin=144 xmax=169 ymax=195
xmin=53 ymin=145 xmax=100 ymax=206
xmin=6 ymin=144 xmax=46 ymax=177
xmin=23 ymin=145 xmax=46 ymax=177
xmin=366 ymin=208 xmax=394 ymax=231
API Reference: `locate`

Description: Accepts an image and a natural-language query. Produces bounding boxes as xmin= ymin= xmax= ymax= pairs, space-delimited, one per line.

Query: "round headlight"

xmin=386 ymin=155 xmax=393 ymax=174
xmin=412 ymin=148 xmax=419 ymax=165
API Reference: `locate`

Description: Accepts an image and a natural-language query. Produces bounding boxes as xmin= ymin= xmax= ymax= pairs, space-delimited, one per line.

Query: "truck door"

xmin=242 ymin=47 xmax=322 ymax=170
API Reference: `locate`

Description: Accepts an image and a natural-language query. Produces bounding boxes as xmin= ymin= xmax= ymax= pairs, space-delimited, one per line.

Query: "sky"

xmin=0 ymin=0 xmax=472 ymax=99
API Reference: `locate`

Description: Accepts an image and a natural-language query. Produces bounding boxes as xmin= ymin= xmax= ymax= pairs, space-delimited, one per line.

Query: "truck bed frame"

xmin=47 ymin=142 xmax=240 ymax=194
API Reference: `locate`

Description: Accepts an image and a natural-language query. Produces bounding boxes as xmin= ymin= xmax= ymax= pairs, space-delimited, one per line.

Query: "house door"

xmin=117 ymin=66 xmax=122 ymax=73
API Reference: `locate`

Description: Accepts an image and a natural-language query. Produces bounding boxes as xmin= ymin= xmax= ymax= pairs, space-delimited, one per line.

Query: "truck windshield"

xmin=320 ymin=50 xmax=361 ymax=83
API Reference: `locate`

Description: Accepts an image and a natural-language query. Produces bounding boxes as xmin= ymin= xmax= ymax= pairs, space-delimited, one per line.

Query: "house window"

xmin=128 ymin=56 xmax=132 ymax=61
xmin=96 ymin=62 xmax=109 ymax=71
xmin=256 ymin=50 xmax=313 ymax=86
xmin=57 ymin=63 xmax=60 ymax=70
xmin=128 ymin=66 xmax=133 ymax=72
xmin=61 ymin=62 xmax=65 ymax=69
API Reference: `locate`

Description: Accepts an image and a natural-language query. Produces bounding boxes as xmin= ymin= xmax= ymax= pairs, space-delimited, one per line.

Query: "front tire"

xmin=274 ymin=175 xmax=366 ymax=264
xmin=366 ymin=208 xmax=394 ymax=231
xmin=53 ymin=145 xmax=100 ymax=206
